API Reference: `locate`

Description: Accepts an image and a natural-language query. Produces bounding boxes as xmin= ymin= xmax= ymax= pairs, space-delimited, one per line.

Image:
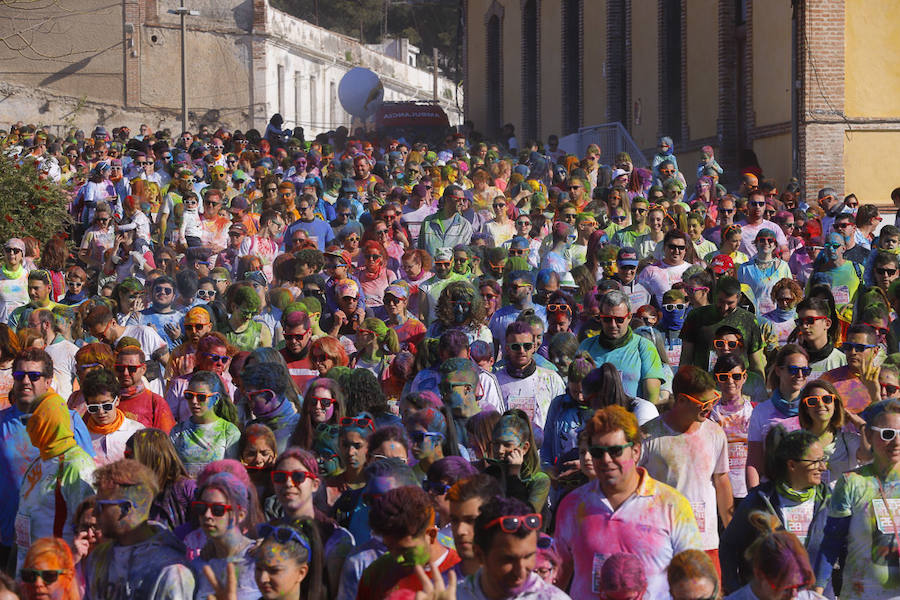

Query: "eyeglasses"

xmin=681 ymin=390 xmax=722 ymax=411
xmin=423 ymin=479 xmax=451 ymax=495
xmin=271 ymin=470 xmax=317 ymax=486
xmin=784 ymin=365 xmax=813 ymax=377
xmin=683 ymin=286 xmax=709 ymax=295
xmin=715 ymin=371 xmax=745 ymax=382
xmin=547 ymin=304 xmax=572 ymax=314
xmin=756 ymin=238 xmax=776 ymax=245
xmin=841 ymin=342 xmax=877 ymax=354
xmin=20 ymin=569 xmax=66 ymax=584
xmin=864 ymin=323 xmax=889 ymax=337
xmin=667 ymin=244 xmax=686 ymax=252
xmin=114 ymin=363 xmax=144 ymax=373
xmin=802 ymin=394 xmax=835 ymax=407
xmin=12 ymin=370 xmax=43 ymax=382
xmin=598 ymin=314 xmax=629 ymax=325
xmin=185 ymin=323 xmax=208 ymax=331
xmin=340 ymin=416 xmax=375 ymax=431
xmin=184 ymin=390 xmax=218 ymax=403
xmin=792 ymin=457 xmax=827 ymax=470
xmin=257 ymin=523 xmax=311 ymax=553
xmin=870 ymin=426 xmax=900 ymax=442
xmin=85 ymin=401 xmax=117 ymax=414
xmin=795 ymin=316 xmax=828 ymax=326
xmin=484 ymin=513 xmax=543 ymax=533
xmin=632 ymin=207 xmax=648 ymax=214
xmin=713 ymin=339 xmax=740 ymax=350
xmin=663 ymin=303 xmax=686 ymax=311
xmin=191 ymin=501 xmax=233 ymax=518
xmin=365 ymin=254 xmax=382 ymax=261
xmin=197 ymin=290 xmax=215 ymax=299
xmin=508 ymin=342 xmax=534 ymax=352
xmin=881 ymin=383 xmax=900 ymax=396
xmin=749 ymin=201 xmax=766 ymax=208
xmin=610 ymin=215 xmax=628 ymax=223
xmin=876 ymin=268 xmax=898 ymax=276
xmin=203 ymin=352 xmax=230 ymax=364
xmin=587 ymin=443 xmax=634 ymax=459
xmin=309 ymin=395 xmax=333 ymax=409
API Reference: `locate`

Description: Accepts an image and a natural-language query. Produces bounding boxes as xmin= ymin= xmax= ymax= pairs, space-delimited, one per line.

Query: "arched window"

xmin=487 ymin=14 xmax=502 ymax=134
xmin=660 ymin=0 xmax=683 ymax=141
xmin=522 ymin=0 xmax=539 ymax=141
xmin=562 ymin=0 xmax=583 ymax=135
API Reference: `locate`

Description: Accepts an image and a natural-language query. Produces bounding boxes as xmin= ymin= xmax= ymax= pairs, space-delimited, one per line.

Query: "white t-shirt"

xmin=45 ymin=338 xmax=78 ymax=401
xmin=736 ymin=219 xmax=788 ymax=257
xmin=495 ymin=366 xmax=566 ymax=431
xmin=747 ymin=399 xmax=800 ymax=445
xmin=637 ymin=261 xmax=694 ymax=306
xmin=641 ymin=417 xmax=730 ymax=550
xmin=401 ymin=203 xmax=436 ymax=240
xmin=118 ymin=325 xmax=167 ymax=362
xmin=89 ymin=417 xmax=144 ymax=466
xmin=709 ymin=398 xmax=755 ymax=499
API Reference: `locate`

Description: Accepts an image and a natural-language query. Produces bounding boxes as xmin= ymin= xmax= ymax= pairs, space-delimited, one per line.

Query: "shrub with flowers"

xmin=0 ymin=153 xmax=72 ymax=245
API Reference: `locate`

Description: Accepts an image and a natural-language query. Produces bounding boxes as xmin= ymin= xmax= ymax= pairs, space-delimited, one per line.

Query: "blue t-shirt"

xmin=578 ymin=332 xmax=667 ymax=397
xmin=138 ymin=307 xmax=185 ymax=350
xmin=285 ymin=217 xmax=335 ymax=251
xmin=0 ymin=401 xmax=94 ymax=544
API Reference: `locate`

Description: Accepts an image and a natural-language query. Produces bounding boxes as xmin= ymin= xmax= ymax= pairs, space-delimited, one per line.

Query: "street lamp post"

xmin=168 ymin=3 xmax=199 ymax=134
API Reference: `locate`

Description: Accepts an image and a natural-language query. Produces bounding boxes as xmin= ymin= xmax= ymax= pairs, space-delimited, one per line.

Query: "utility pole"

xmin=169 ymin=2 xmax=199 ymax=133
xmin=433 ymin=47 xmax=438 ymax=100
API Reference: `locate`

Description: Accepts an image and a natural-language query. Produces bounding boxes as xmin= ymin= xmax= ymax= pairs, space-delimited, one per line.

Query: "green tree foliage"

xmin=271 ymin=0 xmax=462 ymax=81
xmin=0 ymin=154 xmax=73 ymax=246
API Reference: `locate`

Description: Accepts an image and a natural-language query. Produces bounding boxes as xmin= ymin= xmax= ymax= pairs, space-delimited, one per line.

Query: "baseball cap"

xmin=384 ymin=281 xmax=410 ymax=300
xmin=4 ymin=238 xmax=25 ymax=252
xmin=228 ymin=223 xmax=246 ymax=234
xmin=324 ymin=247 xmax=352 ymax=267
xmin=434 ymin=248 xmax=453 ymax=262
xmin=616 ymin=247 xmax=639 ymax=267
xmin=710 ymin=254 xmax=735 ymax=274
xmin=412 ymin=183 xmax=428 ymax=198
xmin=755 ymin=228 xmax=777 ymax=241
xmin=611 ymin=168 xmax=629 ymax=181
xmin=335 ymin=279 xmax=359 ymax=299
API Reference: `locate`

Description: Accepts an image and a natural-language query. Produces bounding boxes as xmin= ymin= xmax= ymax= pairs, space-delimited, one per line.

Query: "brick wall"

xmin=798 ymin=0 xmax=846 ymax=200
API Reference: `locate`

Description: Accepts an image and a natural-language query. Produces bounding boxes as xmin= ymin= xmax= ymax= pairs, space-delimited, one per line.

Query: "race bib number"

xmin=507 ymin=396 xmax=536 ymax=422
xmin=872 ymin=499 xmax=900 ymax=534
xmin=783 ymin=502 xmax=815 ymax=544
xmin=628 ymin=292 xmax=647 ymax=310
xmin=591 ymin=553 xmax=610 ymax=594
xmin=690 ymin=501 xmax=706 ymax=533
xmin=833 ymin=285 xmax=850 ymax=305
xmin=728 ymin=442 xmax=748 ymax=472
xmin=15 ymin=514 xmax=30 ymax=549
xmin=667 ymin=345 xmax=682 ymax=370
xmin=758 ymin=297 xmax=776 ymax=315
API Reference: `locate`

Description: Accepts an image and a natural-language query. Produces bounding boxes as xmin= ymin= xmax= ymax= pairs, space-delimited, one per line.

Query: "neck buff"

xmin=87 ymin=408 xmax=125 ymax=435
xmin=26 ymin=393 xmax=77 ymax=460
xmin=661 ymin=308 xmax=686 ymax=331
xmin=767 ymin=307 xmax=796 ymax=323
xmin=505 ymin=359 xmax=537 ymax=379
xmin=62 ymin=289 xmax=88 ymax=304
xmin=776 ymin=480 xmax=816 ymax=503
xmin=598 ymin=327 xmax=634 ymax=350
xmin=806 ymin=341 xmax=834 ymax=365
xmin=770 ymin=388 xmax=799 ymax=418
xmin=120 ymin=383 xmax=145 ymax=399
xmin=1 ymin=264 xmax=24 ymax=280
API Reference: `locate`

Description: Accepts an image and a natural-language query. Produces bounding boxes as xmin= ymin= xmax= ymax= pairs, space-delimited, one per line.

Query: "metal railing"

xmin=558 ymin=122 xmax=649 ymax=167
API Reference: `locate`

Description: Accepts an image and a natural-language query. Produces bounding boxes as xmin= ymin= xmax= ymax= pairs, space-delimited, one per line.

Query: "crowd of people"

xmin=0 ymin=115 xmax=899 ymax=600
